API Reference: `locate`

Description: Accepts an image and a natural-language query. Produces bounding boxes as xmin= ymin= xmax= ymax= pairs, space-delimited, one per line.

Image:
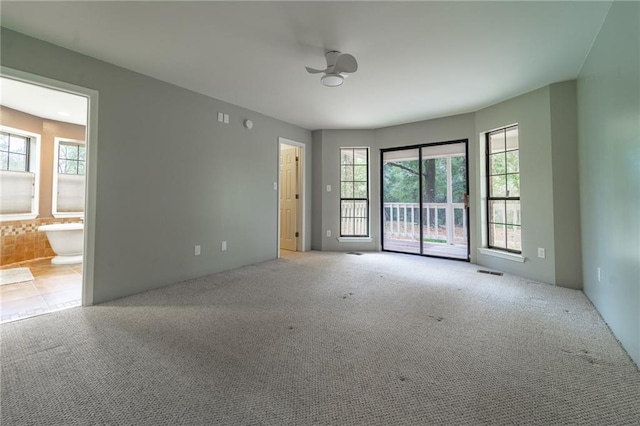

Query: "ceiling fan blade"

xmin=333 ymin=54 xmax=358 ymax=74
xmin=305 ymin=66 xmax=327 ymax=74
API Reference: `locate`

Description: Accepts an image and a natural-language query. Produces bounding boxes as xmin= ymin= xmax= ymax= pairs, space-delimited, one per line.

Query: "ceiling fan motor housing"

xmin=321 ymin=73 xmax=344 ymax=87
xmin=325 ymin=50 xmax=341 ymax=68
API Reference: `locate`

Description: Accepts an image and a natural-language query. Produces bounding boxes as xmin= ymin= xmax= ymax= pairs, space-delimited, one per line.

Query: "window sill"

xmin=477 ymin=248 xmax=525 ymax=263
xmin=337 ymin=237 xmax=372 ymax=243
xmin=52 ymin=212 xmax=84 ymax=219
xmin=0 ymin=213 xmax=38 ymax=222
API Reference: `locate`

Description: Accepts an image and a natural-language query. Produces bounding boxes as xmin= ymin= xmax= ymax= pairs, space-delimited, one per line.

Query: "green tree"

xmin=383 ymin=155 xmax=467 ymax=227
xmin=383 ymin=160 xmax=420 ymax=203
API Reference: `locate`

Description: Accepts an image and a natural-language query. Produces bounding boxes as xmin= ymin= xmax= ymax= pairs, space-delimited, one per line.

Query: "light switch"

xmin=223 ymin=114 xmax=229 ymax=124
xmin=217 ymin=112 xmax=224 ymax=122
xmin=326 ymin=185 xmax=331 ymax=192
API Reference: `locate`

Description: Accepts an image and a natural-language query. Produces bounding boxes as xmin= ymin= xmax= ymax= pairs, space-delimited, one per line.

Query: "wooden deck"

xmin=383 ymin=238 xmax=468 ymax=260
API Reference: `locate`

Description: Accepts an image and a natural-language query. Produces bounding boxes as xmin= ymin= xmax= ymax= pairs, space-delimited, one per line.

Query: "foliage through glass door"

xmin=382 ymin=141 xmax=469 ymax=260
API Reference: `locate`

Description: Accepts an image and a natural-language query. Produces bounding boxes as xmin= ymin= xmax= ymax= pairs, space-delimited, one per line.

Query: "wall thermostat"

xmin=243 ymin=119 xmax=254 ymax=129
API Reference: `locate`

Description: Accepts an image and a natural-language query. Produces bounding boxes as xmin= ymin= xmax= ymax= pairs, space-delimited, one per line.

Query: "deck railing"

xmin=382 ymin=202 xmax=466 ymax=245
xmin=340 ymin=201 xmax=369 ymax=236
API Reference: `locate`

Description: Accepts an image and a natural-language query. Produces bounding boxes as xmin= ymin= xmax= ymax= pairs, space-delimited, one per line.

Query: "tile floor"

xmin=0 ymin=258 xmax=82 ymax=323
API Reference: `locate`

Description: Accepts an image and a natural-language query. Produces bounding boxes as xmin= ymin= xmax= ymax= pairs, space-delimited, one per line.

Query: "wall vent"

xmin=477 ymin=269 xmax=503 ymax=276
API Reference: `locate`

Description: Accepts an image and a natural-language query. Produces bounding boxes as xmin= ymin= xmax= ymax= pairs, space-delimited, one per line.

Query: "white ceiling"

xmin=0 ymin=1 xmax=612 ymax=130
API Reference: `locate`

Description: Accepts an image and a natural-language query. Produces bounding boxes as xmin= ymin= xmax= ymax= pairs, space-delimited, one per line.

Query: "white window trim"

xmin=477 ymin=247 xmax=525 ymax=263
xmin=52 ymin=137 xmax=85 ymax=218
xmin=337 ymin=237 xmax=373 ymax=243
xmin=0 ymin=125 xmax=41 ymax=222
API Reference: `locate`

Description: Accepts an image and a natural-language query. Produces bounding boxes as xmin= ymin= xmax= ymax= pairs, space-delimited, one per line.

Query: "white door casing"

xmin=1 ymin=66 xmax=98 ymax=305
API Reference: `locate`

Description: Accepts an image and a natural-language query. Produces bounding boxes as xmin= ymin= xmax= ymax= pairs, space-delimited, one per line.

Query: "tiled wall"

xmin=0 ymin=218 xmax=82 ymax=266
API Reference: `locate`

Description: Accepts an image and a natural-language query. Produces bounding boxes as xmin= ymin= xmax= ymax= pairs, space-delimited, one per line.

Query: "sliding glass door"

xmin=382 ymin=141 xmax=469 ymax=260
xmin=381 ymin=148 xmax=421 ymax=254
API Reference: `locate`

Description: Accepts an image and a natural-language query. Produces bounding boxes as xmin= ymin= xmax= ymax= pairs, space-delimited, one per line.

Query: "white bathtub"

xmin=38 ymin=223 xmax=84 ymax=265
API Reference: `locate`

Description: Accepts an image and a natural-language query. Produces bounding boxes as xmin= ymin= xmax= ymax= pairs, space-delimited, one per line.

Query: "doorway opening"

xmin=381 ymin=140 xmax=469 ymax=260
xmin=0 ymin=68 xmax=97 ymax=322
xmin=278 ymin=138 xmax=305 ymax=257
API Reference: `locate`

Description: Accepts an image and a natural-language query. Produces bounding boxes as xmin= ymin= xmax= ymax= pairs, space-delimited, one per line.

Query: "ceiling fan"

xmin=305 ymin=50 xmax=358 ymax=87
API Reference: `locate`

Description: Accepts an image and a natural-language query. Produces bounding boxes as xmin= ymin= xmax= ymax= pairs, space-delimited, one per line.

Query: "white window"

xmin=0 ymin=126 xmax=40 ymax=221
xmin=52 ymin=138 xmax=85 ymax=218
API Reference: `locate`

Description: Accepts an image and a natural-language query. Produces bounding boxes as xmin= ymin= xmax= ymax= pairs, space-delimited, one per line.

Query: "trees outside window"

xmin=58 ymin=142 xmax=86 ymax=175
xmin=340 ymin=148 xmax=369 ymax=237
xmin=0 ymin=131 xmax=30 ymax=172
xmin=0 ymin=128 xmax=39 ymax=219
xmin=486 ymin=125 xmax=521 ymax=253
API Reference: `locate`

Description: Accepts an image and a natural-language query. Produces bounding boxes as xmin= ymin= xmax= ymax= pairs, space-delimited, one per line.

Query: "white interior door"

xmin=280 ymin=145 xmax=298 ymax=251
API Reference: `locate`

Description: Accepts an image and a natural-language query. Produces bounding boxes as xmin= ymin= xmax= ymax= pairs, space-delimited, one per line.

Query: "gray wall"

xmin=475 ymin=86 xmax=557 ymax=285
xmin=312 ymin=129 xmax=376 ymax=252
xmin=313 ymin=86 xmax=584 ymax=289
xmin=312 ymin=115 xmax=476 ymax=253
xmin=474 ymin=83 xmax=583 ymax=289
xmin=311 ymin=130 xmax=323 ymax=250
xmin=1 ymin=28 xmax=311 ymax=304
xmin=577 ymin=1 xmax=639 ymax=365
xmin=549 ymin=81 xmax=582 ymax=289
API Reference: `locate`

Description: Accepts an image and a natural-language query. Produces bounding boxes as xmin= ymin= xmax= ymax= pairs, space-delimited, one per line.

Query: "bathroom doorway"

xmin=0 ymin=68 xmax=97 ymax=322
xmin=278 ymin=137 xmax=305 ymax=256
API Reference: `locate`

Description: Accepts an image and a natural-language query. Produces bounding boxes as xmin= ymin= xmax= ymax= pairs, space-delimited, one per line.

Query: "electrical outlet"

xmin=537 ymin=248 xmax=545 ymax=258
xmin=326 ymin=230 xmax=331 ymax=237
xmin=194 ymin=245 xmax=201 ymax=256
xmin=221 ymin=241 xmax=227 ymax=251
xmin=597 ymin=267 xmax=601 ymax=282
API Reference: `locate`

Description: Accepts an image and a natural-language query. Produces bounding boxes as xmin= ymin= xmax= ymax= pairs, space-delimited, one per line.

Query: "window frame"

xmin=485 ymin=125 xmax=521 ymax=254
xmin=0 ymin=126 xmax=41 ymax=221
xmin=57 ymin=140 xmax=86 ymax=176
xmin=52 ymin=137 xmax=86 ymax=218
xmin=339 ymin=147 xmax=370 ymax=238
xmin=0 ymin=130 xmax=31 ymax=172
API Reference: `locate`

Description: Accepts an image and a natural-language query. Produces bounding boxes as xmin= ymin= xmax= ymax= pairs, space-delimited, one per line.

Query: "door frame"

xmin=277 ymin=137 xmax=305 ymax=256
xmin=1 ymin=66 xmax=99 ymax=305
xmin=380 ymin=139 xmax=470 ymax=261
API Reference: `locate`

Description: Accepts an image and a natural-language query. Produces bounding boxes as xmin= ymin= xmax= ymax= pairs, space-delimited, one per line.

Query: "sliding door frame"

xmin=380 ymin=139 xmax=470 ymax=261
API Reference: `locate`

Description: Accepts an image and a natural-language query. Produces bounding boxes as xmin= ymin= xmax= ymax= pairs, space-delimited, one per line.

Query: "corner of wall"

xmin=549 ymin=80 xmax=583 ymax=289
xmin=311 ymin=130 xmax=323 ymax=250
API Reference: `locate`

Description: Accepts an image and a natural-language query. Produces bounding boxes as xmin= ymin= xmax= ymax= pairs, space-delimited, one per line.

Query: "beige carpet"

xmin=1 ymin=251 xmax=638 ymax=425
